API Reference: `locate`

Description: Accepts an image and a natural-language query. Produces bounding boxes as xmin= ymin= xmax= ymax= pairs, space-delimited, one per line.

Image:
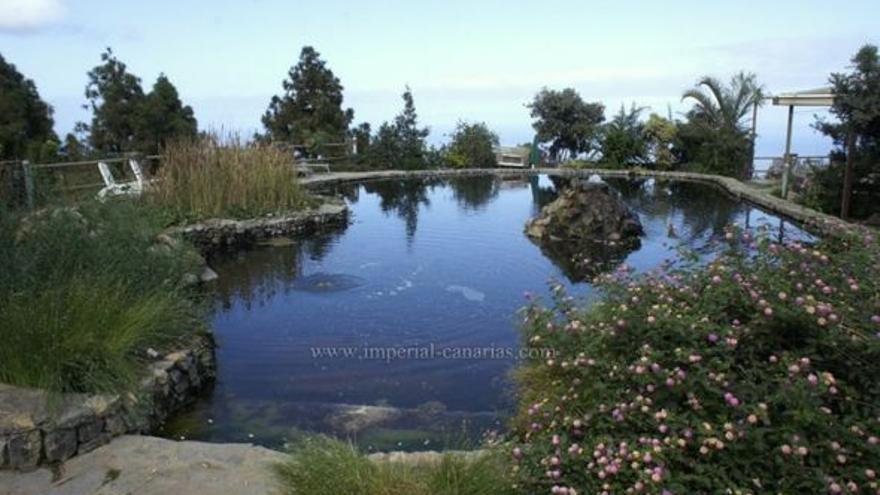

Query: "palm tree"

xmin=682 ymin=72 xmax=764 ymax=130
xmin=681 ymin=72 xmax=765 ymax=178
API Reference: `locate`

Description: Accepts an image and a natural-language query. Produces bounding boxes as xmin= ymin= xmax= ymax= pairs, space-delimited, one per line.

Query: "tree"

xmin=0 ymin=53 xmax=57 ymax=161
xmin=351 ymin=122 xmax=371 ymax=157
xmin=82 ymin=48 xmax=147 ymax=154
xmin=679 ymin=72 xmax=764 ymax=178
xmin=261 ymin=46 xmax=354 ymax=151
xmin=393 ymin=87 xmax=430 ymax=169
xmin=368 ymin=87 xmax=430 ymax=169
xmin=599 ymin=103 xmax=647 ymax=167
xmin=447 ymin=121 xmax=498 ymax=168
xmin=527 ymin=88 xmax=605 ymax=162
xmin=809 ymin=44 xmax=880 ymax=220
xmin=137 ymin=74 xmax=197 ymax=154
xmin=644 ymin=113 xmax=678 ymax=170
xmin=61 ymin=132 xmax=88 ymax=161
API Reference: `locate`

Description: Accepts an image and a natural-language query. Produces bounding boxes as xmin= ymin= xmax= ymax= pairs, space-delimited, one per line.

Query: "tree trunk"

xmin=840 ymin=131 xmax=856 ymax=220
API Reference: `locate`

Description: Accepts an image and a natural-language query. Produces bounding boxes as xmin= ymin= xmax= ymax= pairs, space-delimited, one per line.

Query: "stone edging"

xmin=303 ymin=168 xmax=864 ymax=238
xmin=167 ymin=202 xmax=349 ymax=253
xmin=0 ymin=333 xmax=216 ymax=471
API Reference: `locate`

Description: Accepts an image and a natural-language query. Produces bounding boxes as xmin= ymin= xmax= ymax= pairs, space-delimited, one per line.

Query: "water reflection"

xmin=211 ymin=229 xmax=349 ymax=310
xmin=363 ymin=179 xmax=439 ymax=242
xmin=528 ymin=237 xmax=641 ymax=283
xmin=447 ymin=175 xmax=501 ymax=211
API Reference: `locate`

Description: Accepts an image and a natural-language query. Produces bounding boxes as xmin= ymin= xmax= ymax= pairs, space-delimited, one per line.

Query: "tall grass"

xmin=272 ymin=436 xmax=515 ymax=495
xmin=150 ymin=133 xmax=312 ymax=223
xmin=0 ymin=278 xmax=191 ymax=393
xmin=0 ymin=199 xmax=201 ymax=393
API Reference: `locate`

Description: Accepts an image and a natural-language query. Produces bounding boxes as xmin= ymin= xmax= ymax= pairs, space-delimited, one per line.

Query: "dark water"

xmin=160 ymin=175 xmax=810 ymax=451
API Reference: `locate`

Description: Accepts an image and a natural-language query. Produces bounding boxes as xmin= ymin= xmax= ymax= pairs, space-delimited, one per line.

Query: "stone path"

xmin=0 ymin=436 xmax=287 ymax=495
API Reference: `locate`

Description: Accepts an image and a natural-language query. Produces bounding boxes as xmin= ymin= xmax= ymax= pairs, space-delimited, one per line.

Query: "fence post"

xmin=780 ymin=105 xmax=794 ymax=199
xmin=22 ymin=160 xmax=35 ymax=210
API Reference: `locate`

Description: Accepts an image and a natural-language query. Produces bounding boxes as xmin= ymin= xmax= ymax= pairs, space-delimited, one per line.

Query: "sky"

xmin=1 ymin=0 xmax=878 ymax=158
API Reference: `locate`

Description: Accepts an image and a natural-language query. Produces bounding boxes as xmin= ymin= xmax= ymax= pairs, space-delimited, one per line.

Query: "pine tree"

xmin=0 ymin=53 xmax=57 ymax=160
xmin=261 ymin=46 xmax=354 ymax=149
xmin=138 ymin=74 xmax=197 ymax=153
xmin=82 ymin=48 xmax=146 ymax=153
xmin=393 ymin=87 xmax=429 ymax=169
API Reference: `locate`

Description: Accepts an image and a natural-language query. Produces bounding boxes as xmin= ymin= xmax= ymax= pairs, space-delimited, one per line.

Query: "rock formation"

xmin=525 ymin=179 xmax=644 ymax=281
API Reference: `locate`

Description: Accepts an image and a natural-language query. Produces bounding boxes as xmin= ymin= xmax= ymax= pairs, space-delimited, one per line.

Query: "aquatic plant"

xmin=511 ymin=224 xmax=880 ymax=493
xmin=149 ymin=132 xmax=312 ymax=223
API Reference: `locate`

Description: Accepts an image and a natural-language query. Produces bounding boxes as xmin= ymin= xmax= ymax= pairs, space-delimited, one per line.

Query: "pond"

xmin=160 ymin=174 xmax=811 ymax=452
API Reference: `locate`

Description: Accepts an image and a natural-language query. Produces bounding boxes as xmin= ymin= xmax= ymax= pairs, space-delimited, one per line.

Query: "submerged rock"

xmin=445 ymin=285 xmax=485 ymax=302
xmin=525 ymin=180 xmax=643 ymax=282
xmin=325 ymin=405 xmax=402 ymax=433
xmin=291 ymin=272 xmax=365 ymax=293
xmin=200 ymin=266 xmax=219 ymax=283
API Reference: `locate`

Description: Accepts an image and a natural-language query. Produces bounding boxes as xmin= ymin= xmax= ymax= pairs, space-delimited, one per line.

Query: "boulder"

xmin=525 ymin=180 xmax=643 ymax=243
xmin=525 ymin=180 xmax=643 ymax=282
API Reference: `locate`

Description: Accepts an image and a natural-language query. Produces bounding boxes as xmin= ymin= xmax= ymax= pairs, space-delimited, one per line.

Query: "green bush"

xmin=447 ymin=121 xmax=498 ymax=169
xmin=0 ymin=199 xmax=202 ymax=393
xmin=511 ymin=226 xmax=880 ymax=494
xmin=273 ymin=436 xmax=515 ymax=495
xmin=599 ymin=104 xmax=647 ymax=168
xmin=801 ymin=153 xmax=880 ymax=220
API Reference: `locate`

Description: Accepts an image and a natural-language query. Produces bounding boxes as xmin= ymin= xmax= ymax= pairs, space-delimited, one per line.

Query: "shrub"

xmin=273 ymin=436 xmax=515 ymax=495
xmin=599 ymin=104 xmax=647 ymax=168
xmin=150 ymin=133 xmax=311 ymax=223
xmin=644 ymin=114 xmax=678 ymax=170
xmin=801 ymin=156 xmax=880 ymax=219
xmin=510 ymin=226 xmax=880 ymax=493
xmin=0 ymin=199 xmax=201 ymax=393
xmin=447 ymin=121 xmax=498 ymax=169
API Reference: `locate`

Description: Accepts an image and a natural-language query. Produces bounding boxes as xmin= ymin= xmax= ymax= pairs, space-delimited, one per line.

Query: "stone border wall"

xmin=0 ymin=333 xmax=215 ymax=471
xmin=303 ymin=168 xmax=864 ymax=238
xmin=168 ymin=202 xmax=349 ymax=253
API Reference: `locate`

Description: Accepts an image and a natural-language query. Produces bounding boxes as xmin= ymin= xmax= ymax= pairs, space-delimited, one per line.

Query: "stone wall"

xmin=0 ymin=333 xmax=215 ymax=471
xmin=168 ymin=202 xmax=349 ymax=253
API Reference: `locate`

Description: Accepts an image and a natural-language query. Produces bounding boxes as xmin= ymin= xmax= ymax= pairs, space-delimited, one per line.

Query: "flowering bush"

xmin=510 ymin=225 xmax=880 ymax=494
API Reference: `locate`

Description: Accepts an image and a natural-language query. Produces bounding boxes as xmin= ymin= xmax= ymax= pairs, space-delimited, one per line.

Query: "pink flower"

xmin=724 ymin=392 xmax=740 ymax=407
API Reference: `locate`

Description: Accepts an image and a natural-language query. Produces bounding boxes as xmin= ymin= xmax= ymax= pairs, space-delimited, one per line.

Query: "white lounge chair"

xmin=97 ymin=159 xmax=152 ymax=199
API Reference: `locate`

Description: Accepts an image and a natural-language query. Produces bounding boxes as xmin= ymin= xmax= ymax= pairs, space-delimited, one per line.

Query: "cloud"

xmin=0 ymin=0 xmax=65 ymax=32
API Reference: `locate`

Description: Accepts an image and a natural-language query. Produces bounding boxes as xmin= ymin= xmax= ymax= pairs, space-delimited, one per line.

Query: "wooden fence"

xmin=1 ymin=155 xmax=160 ymax=210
